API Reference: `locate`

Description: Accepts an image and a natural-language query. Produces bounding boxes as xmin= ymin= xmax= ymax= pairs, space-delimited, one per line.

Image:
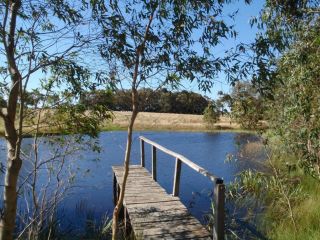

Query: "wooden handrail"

xmin=139 ymin=136 xmax=221 ymax=182
xmin=139 ymin=135 xmax=225 ymax=240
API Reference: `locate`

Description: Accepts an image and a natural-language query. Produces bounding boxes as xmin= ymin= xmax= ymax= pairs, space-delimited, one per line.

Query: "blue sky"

xmin=184 ymin=0 xmax=264 ymax=99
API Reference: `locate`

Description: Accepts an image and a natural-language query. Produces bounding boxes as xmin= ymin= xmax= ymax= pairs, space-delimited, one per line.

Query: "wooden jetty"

xmin=112 ymin=136 xmax=225 ymax=240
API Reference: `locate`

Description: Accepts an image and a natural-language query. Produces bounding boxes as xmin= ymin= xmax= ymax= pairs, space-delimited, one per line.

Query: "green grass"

xmin=258 ymin=140 xmax=320 ymax=240
xmin=101 ymin=122 xmax=254 ymax=133
xmin=268 ymin=174 xmax=320 ymax=240
xmin=101 ymin=123 xmax=127 ymax=131
xmin=228 ymin=134 xmax=320 ymax=240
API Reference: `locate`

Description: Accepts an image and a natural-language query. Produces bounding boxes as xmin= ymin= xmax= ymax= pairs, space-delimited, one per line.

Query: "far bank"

xmin=103 ymin=111 xmax=242 ymax=132
xmin=0 ymin=111 xmax=247 ymax=136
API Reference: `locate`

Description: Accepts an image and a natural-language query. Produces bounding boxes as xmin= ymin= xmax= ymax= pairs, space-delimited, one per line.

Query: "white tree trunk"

xmin=0 ymin=121 xmax=22 ymax=240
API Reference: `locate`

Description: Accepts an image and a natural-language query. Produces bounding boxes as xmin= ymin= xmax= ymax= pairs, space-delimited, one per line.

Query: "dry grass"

xmin=0 ymin=111 xmax=242 ymax=136
xmin=103 ymin=111 xmax=240 ymax=131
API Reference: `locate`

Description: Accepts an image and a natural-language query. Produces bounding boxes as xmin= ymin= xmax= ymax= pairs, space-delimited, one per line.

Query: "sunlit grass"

xmin=226 ymin=134 xmax=320 ymax=240
xmin=0 ymin=111 xmax=249 ymax=136
xmin=269 ymin=175 xmax=320 ymax=240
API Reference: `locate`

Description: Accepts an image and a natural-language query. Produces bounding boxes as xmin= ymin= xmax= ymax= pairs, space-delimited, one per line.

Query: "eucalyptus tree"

xmin=91 ymin=0 xmax=247 ymax=238
xmin=230 ymin=81 xmax=264 ymax=130
xmin=0 ymin=1 xmax=108 ymax=239
xmin=263 ymin=1 xmax=320 ymax=177
xmin=245 ymin=0 xmax=320 ymax=176
xmin=203 ymin=102 xmax=220 ymax=128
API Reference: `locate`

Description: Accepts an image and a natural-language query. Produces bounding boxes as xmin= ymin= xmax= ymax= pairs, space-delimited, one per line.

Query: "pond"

xmin=0 ymin=131 xmax=265 ymax=235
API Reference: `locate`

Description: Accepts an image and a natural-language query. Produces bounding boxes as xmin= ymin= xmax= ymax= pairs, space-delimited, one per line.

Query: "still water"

xmin=0 ymin=131 xmax=264 ymax=233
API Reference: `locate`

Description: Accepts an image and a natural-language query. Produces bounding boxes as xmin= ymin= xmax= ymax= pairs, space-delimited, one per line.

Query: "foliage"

xmin=16 ymin=135 xmax=102 ymax=239
xmin=0 ymin=0 xmax=110 ymax=238
xmin=92 ymin=0 xmax=244 ymax=91
xmin=94 ymin=88 xmax=210 ymax=114
xmin=203 ymin=102 xmax=220 ymax=127
xmin=267 ymin=27 xmax=320 ymax=178
xmin=230 ymin=82 xmax=264 ymax=129
xmin=245 ymin=0 xmax=320 ymax=178
xmin=80 ymin=89 xmax=114 ymax=111
xmin=227 ymin=134 xmax=320 ymax=239
xmin=208 ymin=1 xmax=320 ymax=239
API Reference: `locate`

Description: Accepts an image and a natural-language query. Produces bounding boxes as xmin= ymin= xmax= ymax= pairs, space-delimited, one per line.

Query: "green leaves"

xmin=53 ymin=102 xmax=111 ymax=137
xmin=95 ymin=0 xmax=239 ymax=92
xmin=230 ymin=81 xmax=265 ymax=130
xmin=203 ymin=102 xmax=220 ymax=127
xmin=268 ymin=24 xmax=320 ymax=178
xmin=50 ymin=60 xmax=91 ymax=96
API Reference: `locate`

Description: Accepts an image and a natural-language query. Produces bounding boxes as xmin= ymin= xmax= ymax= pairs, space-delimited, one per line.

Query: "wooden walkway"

xmin=112 ymin=136 xmax=225 ymax=240
xmin=113 ymin=165 xmax=212 ymax=239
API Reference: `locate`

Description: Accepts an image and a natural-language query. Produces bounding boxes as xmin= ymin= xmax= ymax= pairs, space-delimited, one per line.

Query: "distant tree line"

xmin=80 ymin=88 xmax=210 ymax=115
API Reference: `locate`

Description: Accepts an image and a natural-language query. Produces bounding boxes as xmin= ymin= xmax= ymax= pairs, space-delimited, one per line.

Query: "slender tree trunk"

xmin=0 ymin=120 xmax=22 ymax=240
xmin=111 ymin=7 xmax=156 ymax=239
xmin=112 ymin=89 xmax=138 ymax=240
xmin=0 ymin=0 xmax=23 ymax=235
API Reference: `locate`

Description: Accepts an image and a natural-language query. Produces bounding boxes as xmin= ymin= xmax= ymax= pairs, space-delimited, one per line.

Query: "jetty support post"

xmin=113 ymin=172 xmax=117 ymax=205
xmin=140 ymin=139 xmax=145 ymax=167
xmin=152 ymin=146 xmax=157 ymax=181
xmin=214 ymin=178 xmax=225 ymax=240
xmin=172 ymin=158 xmax=182 ymax=196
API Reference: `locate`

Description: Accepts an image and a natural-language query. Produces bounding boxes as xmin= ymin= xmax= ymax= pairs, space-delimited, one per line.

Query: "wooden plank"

xmin=138 ymin=230 xmax=211 ymax=240
xmin=134 ymin=225 xmax=210 ymax=236
xmin=132 ymin=218 xmax=203 ymax=229
xmin=112 ymin=165 xmax=142 ymax=170
xmin=128 ymin=208 xmax=190 ymax=219
xmin=127 ymin=204 xmax=186 ymax=213
xmin=126 ymin=200 xmax=185 ymax=208
xmin=124 ymin=193 xmax=174 ymax=199
xmin=128 ymin=211 xmax=192 ymax=223
xmin=114 ymin=168 xmax=150 ymax=173
xmin=124 ymin=197 xmax=180 ymax=205
xmin=116 ymin=179 xmax=162 ymax=187
xmin=125 ymin=199 xmax=182 ymax=206
xmin=125 ymin=190 xmax=167 ymax=196
xmin=116 ymin=175 xmax=154 ymax=181
xmin=124 ymin=187 xmax=167 ymax=193
xmin=112 ymin=165 xmax=212 ymax=240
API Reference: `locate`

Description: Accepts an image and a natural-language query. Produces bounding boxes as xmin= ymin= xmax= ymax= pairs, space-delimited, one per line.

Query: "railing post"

xmin=214 ymin=178 xmax=225 ymax=240
xmin=172 ymin=158 xmax=182 ymax=196
xmin=113 ymin=172 xmax=117 ymax=205
xmin=140 ymin=139 xmax=145 ymax=167
xmin=152 ymin=146 xmax=157 ymax=181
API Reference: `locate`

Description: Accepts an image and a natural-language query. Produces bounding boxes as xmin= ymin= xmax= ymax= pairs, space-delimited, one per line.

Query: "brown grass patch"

xmin=103 ymin=111 xmax=240 ymax=131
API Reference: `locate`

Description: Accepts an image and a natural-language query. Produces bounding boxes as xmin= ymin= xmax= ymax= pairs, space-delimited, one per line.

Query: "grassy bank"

xmin=0 ymin=111 xmax=244 ymax=136
xmin=264 ymin=138 xmax=320 ymax=240
xmin=230 ymin=136 xmax=320 ymax=240
xmin=103 ymin=111 xmax=241 ymax=132
xmin=266 ymin=170 xmax=320 ymax=240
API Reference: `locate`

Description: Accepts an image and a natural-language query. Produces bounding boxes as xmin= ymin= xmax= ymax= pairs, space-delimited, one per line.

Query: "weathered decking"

xmin=112 ymin=165 xmax=212 ymax=240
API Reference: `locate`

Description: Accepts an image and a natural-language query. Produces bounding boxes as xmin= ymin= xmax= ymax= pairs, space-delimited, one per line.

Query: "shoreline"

xmin=101 ymin=124 xmax=255 ymax=134
xmin=0 ymin=111 xmax=258 ymax=137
